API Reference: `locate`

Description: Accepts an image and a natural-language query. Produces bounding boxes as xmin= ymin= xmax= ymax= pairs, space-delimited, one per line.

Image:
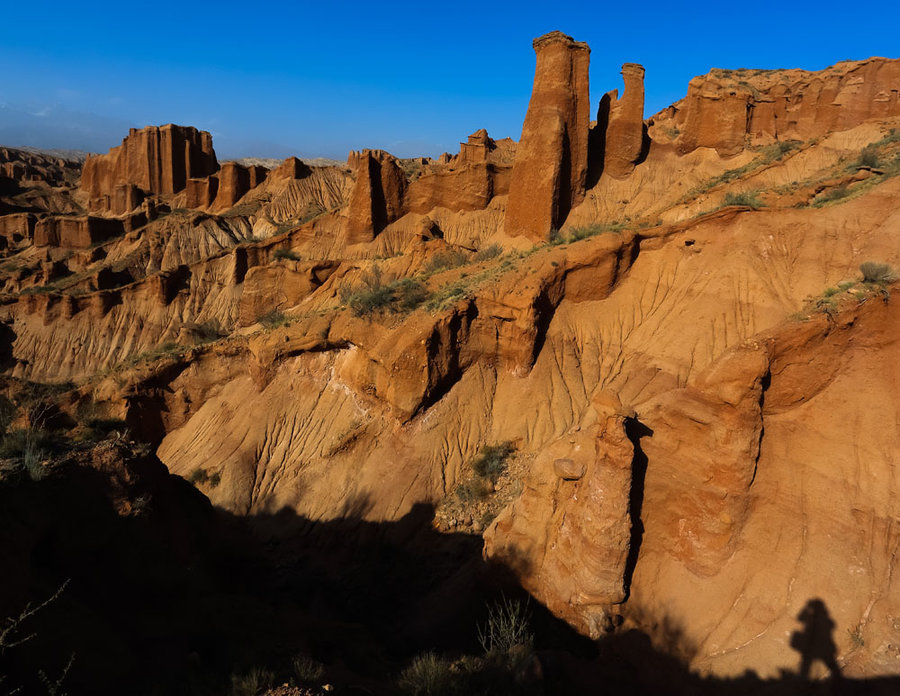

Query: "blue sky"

xmin=1 ymin=0 xmax=897 ymax=159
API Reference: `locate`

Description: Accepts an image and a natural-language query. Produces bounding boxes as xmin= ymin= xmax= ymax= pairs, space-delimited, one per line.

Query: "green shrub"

xmin=291 ymin=653 xmax=325 ymax=685
xmin=477 ymin=596 xmax=533 ymax=655
xmin=188 ymin=468 xmax=210 ymax=485
xmin=472 ymin=442 xmax=514 ymax=483
xmin=0 ymin=428 xmax=55 ymax=479
xmin=860 ymin=262 xmax=894 ymax=284
xmin=230 ymin=667 xmax=274 ymax=696
xmin=455 ymin=478 xmax=491 ymax=504
xmin=858 ymin=145 xmax=880 ymax=168
xmin=814 ymin=184 xmax=849 ymax=206
xmin=273 ymin=248 xmax=301 ymax=261
xmin=398 ymin=653 xmax=458 ymax=696
xmin=342 ymin=268 xmax=428 ymax=317
xmin=257 ymin=309 xmax=290 ymax=329
xmin=724 ymin=191 xmax=764 ymax=208
xmin=474 ymin=244 xmax=502 ymax=262
xmin=425 ymin=249 xmax=469 ymax=274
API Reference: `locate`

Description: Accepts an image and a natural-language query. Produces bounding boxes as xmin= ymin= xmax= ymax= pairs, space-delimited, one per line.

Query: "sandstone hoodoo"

xmin=2 ymin=29 xmax=900 ymax=696
xmin=505 ymin=30 xmax=591 ymax=242
xmin=601 ymin=62 xmax=648 ymax=179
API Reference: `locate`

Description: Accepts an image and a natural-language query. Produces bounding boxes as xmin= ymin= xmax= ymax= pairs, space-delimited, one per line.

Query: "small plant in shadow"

xmin=291 ymin=652 xmax=325 ymax=685
xmin=478 ymin=595 xmax=533 ymax=655
xmin=398 ymin=652 xmax=457 ymax=696
xmin=230 ymin=666 xmax=274 ymax=696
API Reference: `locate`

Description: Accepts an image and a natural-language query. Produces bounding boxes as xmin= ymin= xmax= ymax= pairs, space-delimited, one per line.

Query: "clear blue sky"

xmin=1 ymin=0 xmax=897 ymax=160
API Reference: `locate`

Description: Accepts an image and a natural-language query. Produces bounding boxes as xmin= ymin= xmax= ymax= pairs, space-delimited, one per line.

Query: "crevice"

xmin=750 ymin=370 xmax=771 ymax=488
xmin=623 ymin=416 xmax=653 ymax=601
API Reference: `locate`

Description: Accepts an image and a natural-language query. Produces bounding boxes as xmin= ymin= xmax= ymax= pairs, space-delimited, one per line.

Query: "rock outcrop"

xmin=601 ymin=63 xmax=647 ymax=179
xmin=81 ymin=124 xmax=218 ymax=212
xmin=343 ymin=149 xmax=405 ymax=243
xmin=505 ymin=31 xmax=591 ymax=242
xmin=665 ymin=57 xmax=900 ymax=156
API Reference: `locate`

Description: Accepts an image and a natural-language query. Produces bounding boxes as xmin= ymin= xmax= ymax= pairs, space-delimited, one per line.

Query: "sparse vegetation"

xmin=551 ymin=221 xmax=623 ymax=245
xmin=724 ymin=190 xmax=765 ymax=208
xmin=230 ymin=666 xmax=275 ymax=696
xmin=257 ymin=309 xmax=291 ymax=329
xmin=291 ymin=652 xmax=325 ymax=684
xmin=425 ymin=249 xmax=469 ymax=274
xmin=813 ymin=184 xmax=849 ymax=206
xmin=860 ymin=261 xmax=894 ymax=285
xmin=398 ymin=652 xmax=458 ymax=696
xmin=858 ymin=145 xmax=880 ymax=168
xmin=478 ymin=595 xmax=533 ymax=655
xmin=341 ymin=267 xmax=429 ymax=317
xmin=474 ymin=244 xmax=502 ymax=262
xmin=273 ymin=248 xmax=301 ymax=261
xmin=472 ymin=442 xmax=514 ymax=483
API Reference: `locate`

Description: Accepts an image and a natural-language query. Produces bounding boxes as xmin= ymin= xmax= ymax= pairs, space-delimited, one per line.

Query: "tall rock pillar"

xmin=603 ymin=63 xmax=647 ymax=179
xmin=505 ymin=31 xmax=590 ymax=242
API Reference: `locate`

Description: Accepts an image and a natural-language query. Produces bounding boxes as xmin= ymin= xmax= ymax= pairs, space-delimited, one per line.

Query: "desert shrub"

xmin=393 ymin=278 xmax=429 ymax=312
xmin=425 ymin=249 xmax=469 ymax=274
xmin=342 ymin=268 xmax=428 ymax=317
xmin=425 ymin=280 xmax=470 ymax=312
xmin=188 ymin=320 xmax=226 ymax=344
xmin=724 ymin=191 xmax=764 ymax=208
xmin=814 ymin=184 xmax=849 ymax=206
xmin=187 ymin=468 xmax=209 ymax=485
xmin=822 ymin=287 xmax=839 ymax=298
xmin=0 ymin=395 xmax=16 ymax=436
xmin=858 ymin=145 xmax=880 ymax=168
xmin=477 ymin=596 xmax=533 ymax=655
xmin=257 ymin=309 xmax=290 ymax=329
xmin=455 ymin=478 xmax=491 ymax=504
xmin=474 ymin=244 xmax=502 ymax=262
xmin=0 ymin=427 xmax=56 ymax=479
xmin=860 ymin=261 xmax=894 ymax=284
xmin=398 ymin=653 xmax=459 ymax=696
xmin=472 ymin=442 xmax=514 ymax=483
xmin=230 ymin=667 xmax=274 ymax=696
xmin=291 ymin=653 xmax=325 ymax=685
xmin=273 ymin=248 xmax=301 ymax=261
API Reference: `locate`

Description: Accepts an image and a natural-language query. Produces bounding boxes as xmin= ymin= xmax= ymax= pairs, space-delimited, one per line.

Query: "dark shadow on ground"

xmin=1 ymin=450 xmax=898 ymax=695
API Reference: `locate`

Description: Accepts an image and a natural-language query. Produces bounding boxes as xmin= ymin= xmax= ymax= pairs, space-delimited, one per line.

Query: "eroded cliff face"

xmin=2 ymin=35 xmax=900 ymax=684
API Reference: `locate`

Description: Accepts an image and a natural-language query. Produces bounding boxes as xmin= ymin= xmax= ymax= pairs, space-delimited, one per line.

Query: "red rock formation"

xmin=0 ymin=213 xmax=36 ymax=245
xmin=505 ymin=31 xmax=590 ymax=242
xmin=406 ymin=164 xmax=509 ymax=214
xmin=33 ymin=215 xmax=125 ymax=248
xmin=457 ymin=128 xmax=494 ymax=164
xmin=343 ymin=149 xmax=405 ymax=243
xmin=669 ymin=58 xmax=900 ymax=156
xmin=603 ymin=63 xmax=647 ymax=178
xmin=270 ymin=157 xmax=312 ymax=181
xmin=81 ymin=124 xmax=218 ymax=211
xmin=211 ymin=163 xmax=253 ymax=211
xmin=182 ymin=177 xmax=219 ymax=209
